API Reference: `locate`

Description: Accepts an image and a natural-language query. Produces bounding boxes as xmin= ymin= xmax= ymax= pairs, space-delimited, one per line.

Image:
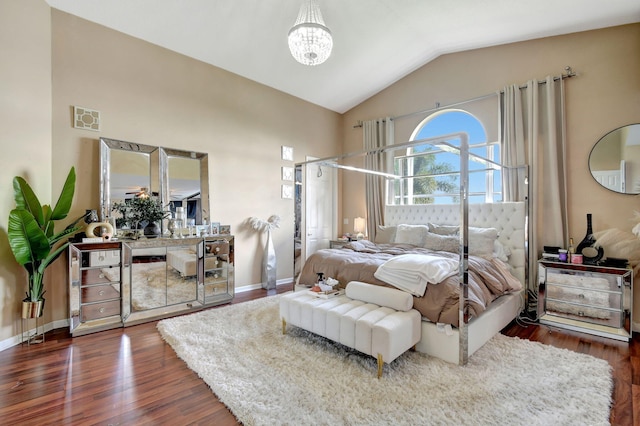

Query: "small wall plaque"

xmin=73 ymin=106 xmax=101 ymax=131
xmin=281 ymin=146 xmax=293 ymax=161
xmin=281 ymin=184 xmax=293 ymax=199
xmin=282 ymin=166 xmax=294 ymax=181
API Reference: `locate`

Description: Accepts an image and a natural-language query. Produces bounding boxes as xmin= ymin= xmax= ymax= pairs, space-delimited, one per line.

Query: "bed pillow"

xmin=374 ymin=225 xmax=396 ymax=244
xmin=422 ymin=226 xmax=503 ymax=259
xmin=345 ymin=281 xmax=413 ymax=311
xmin=427 ymin=223 xmax=459 ymax=235
xmin=394 ymin=224 xmax=429 ymax=246
xmin=494 ymin=240 xmax=511 ymax=262
xmin=423 ymin=232 xmax=459 ymax=253
xmin=468 ymin=227 xmax=499 ymax=258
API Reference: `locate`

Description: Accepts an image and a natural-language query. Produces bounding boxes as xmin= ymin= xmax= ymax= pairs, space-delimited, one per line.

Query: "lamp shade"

xmin=288 ymin=0 xmax=333 ymax=66
xmin=354 ymin=217 xmax=366 ymax=240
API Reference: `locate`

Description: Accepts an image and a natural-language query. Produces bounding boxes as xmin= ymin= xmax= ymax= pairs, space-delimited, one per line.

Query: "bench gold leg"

xmin=377 ymin=354 xmax=384 ymax=378
xmin=282 ymin=318 xmax=287 ymax=335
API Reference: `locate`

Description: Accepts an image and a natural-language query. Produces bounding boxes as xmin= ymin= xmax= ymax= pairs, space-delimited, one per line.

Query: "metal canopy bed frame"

xmin=294 ymin=133 xmax=529 ymax=365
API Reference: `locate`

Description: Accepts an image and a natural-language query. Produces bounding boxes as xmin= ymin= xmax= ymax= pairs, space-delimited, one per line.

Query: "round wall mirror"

xmin=589 ymin=123 xmax=640 ymax=194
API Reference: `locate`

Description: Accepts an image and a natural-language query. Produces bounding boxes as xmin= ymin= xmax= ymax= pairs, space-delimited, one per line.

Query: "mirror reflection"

xmin=100 ymin=137 xmax=210 ymax=228
xmin=100 ymin=138 xmax=159 ymax=221
xmin=163 ymin=148 xmax=209 ymax=225
xmin=589 ymin=124 xmax=640 ymax=194
xmin=129 ymin=245 xmax=198 ymax=312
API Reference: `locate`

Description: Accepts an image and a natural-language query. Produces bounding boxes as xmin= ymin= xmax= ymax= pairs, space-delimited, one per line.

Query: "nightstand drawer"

xmin=82 ymin=283 xmax=120 ymax=303
xmin=546 ymin=283 xmax=621 ymax=310
xmin=546 ymin=269 xmax=620 ymax=292
xmin=81 ymin=299 xmax=120 ymax=321
xmin=545 ymin=300 xmax=623 ymax=328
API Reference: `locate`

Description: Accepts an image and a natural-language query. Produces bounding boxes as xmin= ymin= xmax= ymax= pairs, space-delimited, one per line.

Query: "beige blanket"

xmin=298 ymin=241 xmax=522 ymax=326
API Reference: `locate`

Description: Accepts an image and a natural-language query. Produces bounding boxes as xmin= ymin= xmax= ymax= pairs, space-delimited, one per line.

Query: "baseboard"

xmin=0 ymin=317 xmax=68 ymax=353
xmin=1 ymin=279 xmax=295 ymax=353
xmin=235 ymin=278 xmax=293 ymax=293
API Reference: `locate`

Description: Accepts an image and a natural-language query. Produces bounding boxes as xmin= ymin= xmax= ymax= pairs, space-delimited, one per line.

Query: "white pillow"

xmin=374 ymin=225 xmax=396 ymax=244
xmin=467 ymin=227 xmax=499 ymax=258
xmin=423 ymin=232 xmax=459 ymax=253
xmin=427 ymin=223 xmax=459 ymax=235
xmin=493 ymin=240 xmax=511 ymax=262
xmin=345 ymin=281 xmax=413 ymax=311
xmin=394 ymin=224 xmax=429 ymax=246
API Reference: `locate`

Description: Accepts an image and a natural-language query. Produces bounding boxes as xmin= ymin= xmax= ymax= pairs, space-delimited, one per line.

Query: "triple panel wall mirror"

xmin=99 ymin=137 xmax=210 ymax=229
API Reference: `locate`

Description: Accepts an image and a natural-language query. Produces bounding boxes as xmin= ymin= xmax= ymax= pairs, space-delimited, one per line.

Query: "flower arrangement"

xmin=248 ymin=214 xmax=281 ymax=233
xmin=112 ymin=196 xmax=170 ymax=229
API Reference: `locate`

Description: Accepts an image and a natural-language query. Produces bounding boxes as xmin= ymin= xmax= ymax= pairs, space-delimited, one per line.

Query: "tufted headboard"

xmin=385 ymin=202 xmax=527 ymax=286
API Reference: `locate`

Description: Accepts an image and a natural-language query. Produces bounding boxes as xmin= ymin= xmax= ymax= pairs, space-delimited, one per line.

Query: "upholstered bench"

xmin=280 ymin=281 xmax=421 ymax=378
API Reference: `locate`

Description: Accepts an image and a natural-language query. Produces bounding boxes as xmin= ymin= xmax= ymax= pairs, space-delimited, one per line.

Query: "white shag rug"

xmin=157 ymin=296 xmax=613 ymax=426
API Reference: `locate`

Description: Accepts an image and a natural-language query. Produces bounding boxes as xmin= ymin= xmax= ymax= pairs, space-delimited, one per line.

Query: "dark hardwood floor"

xmin=1 ymin=285 xmax=638 ymax=425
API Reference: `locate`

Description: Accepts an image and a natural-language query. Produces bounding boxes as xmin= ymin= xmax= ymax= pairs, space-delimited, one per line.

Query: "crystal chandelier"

xmin=288 ymin=0 xmax=333 ymax=66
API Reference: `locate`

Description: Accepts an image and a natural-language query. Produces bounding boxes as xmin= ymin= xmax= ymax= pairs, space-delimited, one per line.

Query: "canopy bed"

xmin=292 ymin=133 xmax=529 ymax=365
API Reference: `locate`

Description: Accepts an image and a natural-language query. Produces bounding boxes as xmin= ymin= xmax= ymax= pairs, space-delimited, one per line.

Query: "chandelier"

xmin=288 ymin=0 xmax=333 ymax=66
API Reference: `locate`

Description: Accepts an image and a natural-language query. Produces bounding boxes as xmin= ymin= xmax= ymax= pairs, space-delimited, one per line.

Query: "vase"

xmin=167 ymin=218 xmax=177 ymax=238
xmin=262 ymin=229 xmax=277 ymax=290
xmin=21 ymin=300 xmax=44 ymax=319
xmin=144 ymin=222 xmax=161 ymax=238
xmin=576 ymin=213 xmax=603 ymax=264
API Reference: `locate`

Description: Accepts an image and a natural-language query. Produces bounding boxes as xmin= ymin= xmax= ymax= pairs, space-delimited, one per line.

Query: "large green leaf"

xmin=50 ymin=167 xmax=76 ymax=220
xmin=48 ymin=225 xmax=81 ymax=247
xmin=37 ymin=240 xmax=71 ymax=275
xmin=8 ymin=209 xmax=50 ymax=266
xmin=13 ymin=176 xmax=44 ymax=225
xmin=42 ymin=205 xmax=54 ymax=238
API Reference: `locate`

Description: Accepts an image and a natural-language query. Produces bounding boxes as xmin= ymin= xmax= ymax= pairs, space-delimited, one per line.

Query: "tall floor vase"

xmin=262 ymin=229 xmax=277 ymax=290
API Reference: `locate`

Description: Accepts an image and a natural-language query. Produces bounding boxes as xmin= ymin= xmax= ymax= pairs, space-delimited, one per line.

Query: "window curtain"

xmin=500 ymin=76 xmax=568 ymax=289
xmin=363 ymin=118 xmax=394 ymax=240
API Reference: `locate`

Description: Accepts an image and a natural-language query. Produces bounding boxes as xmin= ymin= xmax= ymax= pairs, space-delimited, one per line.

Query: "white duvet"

xmin=373 ymin=253 xmax=459 ymax=297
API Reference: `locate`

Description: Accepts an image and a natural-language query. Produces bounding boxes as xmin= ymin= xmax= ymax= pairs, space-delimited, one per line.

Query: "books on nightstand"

xmin=541 ymin=252 xmax=560 ymax=260
xmin=542 ymin=246 xmax=560 ymax=260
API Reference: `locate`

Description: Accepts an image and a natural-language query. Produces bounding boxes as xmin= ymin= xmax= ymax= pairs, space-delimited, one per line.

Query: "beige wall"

xmin=342 ymin=23 xmax=640 ymax=323
xmin=49 ymin=10 xmax=342 ymax=323
xmin=0 ymin=5 xmax=342 ymax=345
xmin=343 ymin=23 xmax=640 ymax=235
xmin=0 ymin=0 xmax=52 ymax=344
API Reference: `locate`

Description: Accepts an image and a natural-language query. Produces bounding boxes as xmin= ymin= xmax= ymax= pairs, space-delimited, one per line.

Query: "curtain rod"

xmin=353 ymin=66 xmax=576 ymax=128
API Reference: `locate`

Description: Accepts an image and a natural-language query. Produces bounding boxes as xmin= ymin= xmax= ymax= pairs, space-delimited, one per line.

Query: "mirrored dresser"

xmin=69 ymin=236 xmax=235 ymax=335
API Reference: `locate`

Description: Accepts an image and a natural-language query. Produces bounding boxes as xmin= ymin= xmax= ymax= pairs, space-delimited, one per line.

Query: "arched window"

xmin=392 ymin=109 xmax=500 ymax=204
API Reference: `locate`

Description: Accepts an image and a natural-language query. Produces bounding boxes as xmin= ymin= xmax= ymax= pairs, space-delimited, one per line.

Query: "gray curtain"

xmin=500 ymin=76 xmax=568 ymax=290
xmin=363 ymin=118 xmax=394 ymax=240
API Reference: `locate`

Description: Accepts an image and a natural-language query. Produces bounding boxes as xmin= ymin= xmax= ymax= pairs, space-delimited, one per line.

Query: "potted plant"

xmin=112 ymin=196 xmax=169 ymax=238
xmin=8 ymin=167 xmax=85 ymax=318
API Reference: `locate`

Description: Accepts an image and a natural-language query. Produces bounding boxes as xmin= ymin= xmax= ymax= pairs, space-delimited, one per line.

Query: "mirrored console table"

xmin=69 ymin=236 xmax=234 ymax=336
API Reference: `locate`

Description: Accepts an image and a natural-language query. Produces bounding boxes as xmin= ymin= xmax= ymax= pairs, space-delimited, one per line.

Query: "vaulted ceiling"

xmin=46 ymin=0 xmax=640 ymax=113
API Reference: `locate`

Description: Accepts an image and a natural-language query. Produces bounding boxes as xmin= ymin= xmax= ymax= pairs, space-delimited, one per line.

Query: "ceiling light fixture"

xmin=288 ymin=0 xmax=333 ymax=66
